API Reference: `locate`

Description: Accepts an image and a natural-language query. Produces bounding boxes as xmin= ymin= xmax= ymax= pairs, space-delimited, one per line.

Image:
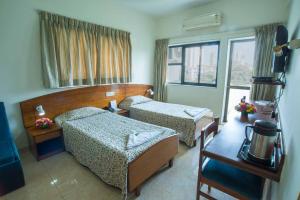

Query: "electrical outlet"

xmin=106 ymin=91 xmax=115 ymax=97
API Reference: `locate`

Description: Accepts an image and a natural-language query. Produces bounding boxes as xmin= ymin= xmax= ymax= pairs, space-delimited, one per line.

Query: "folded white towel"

xmin=184 ymin=109 xmax=203 ymax=117
xmin=126 ymin=130 xmax=162 ymax=149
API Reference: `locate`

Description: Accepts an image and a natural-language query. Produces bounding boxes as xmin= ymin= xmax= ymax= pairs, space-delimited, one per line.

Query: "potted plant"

xmin=35 ymin=118 xmax=53 ymax=129
xmin=235 ymin=102 xmax=257 ymax=122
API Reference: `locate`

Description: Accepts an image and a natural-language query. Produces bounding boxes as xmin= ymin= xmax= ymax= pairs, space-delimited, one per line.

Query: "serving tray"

xmin=237 ymin=139 xmax=279 ymax=172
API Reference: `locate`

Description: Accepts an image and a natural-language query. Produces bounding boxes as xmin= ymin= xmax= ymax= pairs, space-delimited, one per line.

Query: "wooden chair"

xmin=196 ymin=118 xmax=264 ymax=200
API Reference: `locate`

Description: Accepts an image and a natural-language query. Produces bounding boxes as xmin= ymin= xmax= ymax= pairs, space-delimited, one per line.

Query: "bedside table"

xmin=116 ymin=109 xmax=129 ymax=117
xmin=26 ymin=124 xmax=65 ymax=161
xmin=103 ymin=107 xmax=129 ymax=117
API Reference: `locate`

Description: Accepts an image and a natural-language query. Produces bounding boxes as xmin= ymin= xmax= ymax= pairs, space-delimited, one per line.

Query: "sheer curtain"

xmin=40 ymin=12 xmax=132 ymax=88
xmin=250 ymin=23 xmax=279 ymax=101
xmin=153 ymin=39 xmax=169 ymax=102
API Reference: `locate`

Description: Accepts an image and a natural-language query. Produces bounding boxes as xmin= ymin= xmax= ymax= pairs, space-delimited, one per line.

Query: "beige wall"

xmin=156 ymin=0 xmax=289 ymax=118
xmin=271 ymin=0 xmax=300 ymax=199
xmin=0 ymin=0 xmax=156 ymax=148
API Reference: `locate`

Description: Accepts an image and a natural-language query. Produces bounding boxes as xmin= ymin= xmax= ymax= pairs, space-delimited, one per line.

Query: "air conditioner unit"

xmin=183 ymin=12 xmax=222 ymax=31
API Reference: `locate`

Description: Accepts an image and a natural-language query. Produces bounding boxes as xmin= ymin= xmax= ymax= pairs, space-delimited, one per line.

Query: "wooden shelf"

xmin=36 ymin=137 xmax=65 ymax=160
xmin=27 ymin=124 xmax=61 ymax=137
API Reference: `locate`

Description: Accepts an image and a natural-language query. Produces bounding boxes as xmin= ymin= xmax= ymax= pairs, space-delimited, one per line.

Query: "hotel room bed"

xmin=119 ymin=96 xmax=214 ymax=147
xmin=55 ymin=107 xmax=177 ymax=199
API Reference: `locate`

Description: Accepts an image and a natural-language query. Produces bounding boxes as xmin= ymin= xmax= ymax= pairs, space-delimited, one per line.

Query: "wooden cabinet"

xmin=116 ymin=109 xmax=129 ymax=117
xmin=103 ymin=107 xmax=129 ymax=117
xmin=26 ymin=124 xmax=65 ymax=161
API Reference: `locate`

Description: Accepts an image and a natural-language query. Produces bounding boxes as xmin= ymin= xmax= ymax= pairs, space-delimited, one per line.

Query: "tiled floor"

xmin=1 ymin=143 xmax=233 ymax=200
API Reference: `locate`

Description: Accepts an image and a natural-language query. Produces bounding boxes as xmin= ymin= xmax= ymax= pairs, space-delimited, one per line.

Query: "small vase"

xmin=38 ymin=124 xmax=51 ymax=129
xmin=240 ymin=112 xmax=249 ymax=122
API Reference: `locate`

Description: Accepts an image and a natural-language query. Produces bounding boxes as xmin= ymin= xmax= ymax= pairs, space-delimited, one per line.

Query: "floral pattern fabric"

xmin=127 ymin=101 xmax=213 ymax=147
xmin=55 ymin=107 xmax=176 ymax=199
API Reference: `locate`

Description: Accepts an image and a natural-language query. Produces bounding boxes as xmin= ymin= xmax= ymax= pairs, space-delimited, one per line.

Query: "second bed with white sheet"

xmin=119 ymin=96 xmax=214 ymax=147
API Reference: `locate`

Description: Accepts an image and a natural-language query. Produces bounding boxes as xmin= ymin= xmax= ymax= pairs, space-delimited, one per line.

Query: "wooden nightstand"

xmin=103 ymin=107 xmax=129 ymax=117
xmin=26 ymin=124 xmax=65 ymax=161
xmin=116 ymin=109 xmax=129 ymax=117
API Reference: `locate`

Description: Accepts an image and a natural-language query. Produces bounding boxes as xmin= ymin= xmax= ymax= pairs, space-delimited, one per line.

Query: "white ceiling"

xmin=114 ymin=0 xmax=218 ymax=17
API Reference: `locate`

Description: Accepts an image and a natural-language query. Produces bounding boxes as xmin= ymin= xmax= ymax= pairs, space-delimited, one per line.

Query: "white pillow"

xmin=55 ymin=107 xmax=105 ymax=126
xmin=119 ymin=95 xmax=152 ymax=110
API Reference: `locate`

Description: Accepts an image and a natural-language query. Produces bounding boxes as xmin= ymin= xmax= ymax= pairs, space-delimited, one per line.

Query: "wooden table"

xmin=203 ymin=111 xmax=285 ymax=182
xmin=26 ymin=124 xmax=65 ymax=161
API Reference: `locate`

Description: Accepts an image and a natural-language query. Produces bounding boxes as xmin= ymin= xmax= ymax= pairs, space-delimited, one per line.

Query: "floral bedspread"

xmin=55 ymin=107 xmax=176 ymax=199
xmin=128 ymin=101 xmax=213 ymax=147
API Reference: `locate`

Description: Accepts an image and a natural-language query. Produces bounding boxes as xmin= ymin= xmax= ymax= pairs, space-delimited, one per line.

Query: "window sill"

xmin=167 ymin=83 xmax=217 ymax=89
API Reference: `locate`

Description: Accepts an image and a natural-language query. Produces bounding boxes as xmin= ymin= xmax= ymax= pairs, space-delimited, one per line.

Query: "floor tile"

xmin=2 ymin=143 xmax=232 ymax=200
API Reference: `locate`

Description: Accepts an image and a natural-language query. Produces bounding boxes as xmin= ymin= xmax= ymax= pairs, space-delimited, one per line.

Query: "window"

xmin=223 ymin=38 xmax=255 ymax=122
xmin=229 ymin=39 xmax=255 ymax=88
xmin=167 ymin=47 xmax=182 ymax=83
xmin=167 ymin=41 xmax=220 ymax=87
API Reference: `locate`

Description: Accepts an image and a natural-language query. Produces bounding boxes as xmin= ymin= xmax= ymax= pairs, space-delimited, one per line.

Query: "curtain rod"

xmin=36 ymin=9 xmax=131 ymax=35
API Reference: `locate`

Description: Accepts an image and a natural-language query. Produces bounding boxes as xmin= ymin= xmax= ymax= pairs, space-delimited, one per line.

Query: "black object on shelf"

xmin=0 ymin=102 xmax=25 ymax=196
xmin=252 ymin=76 xmax=274 ymax=82
xmin=237 ymin=139 xmax=279 ymax=172
xmin=252 ymin=77 xmax=285 ymax=88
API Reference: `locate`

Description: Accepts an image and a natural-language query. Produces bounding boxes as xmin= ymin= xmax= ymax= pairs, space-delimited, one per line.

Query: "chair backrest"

xmin=199 ymin=117 xmax=219 ymax=170
xmin=0 ymin=102 xmax=11 ymax=141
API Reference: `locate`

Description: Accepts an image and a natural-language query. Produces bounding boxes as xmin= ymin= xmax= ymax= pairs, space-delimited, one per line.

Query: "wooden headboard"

xmin=20 ymin=84 xmax=152 ymax=128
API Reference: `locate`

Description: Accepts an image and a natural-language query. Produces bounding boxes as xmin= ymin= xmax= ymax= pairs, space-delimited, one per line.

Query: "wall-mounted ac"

xmin=183 ymin=12 xmax=222 ymax=31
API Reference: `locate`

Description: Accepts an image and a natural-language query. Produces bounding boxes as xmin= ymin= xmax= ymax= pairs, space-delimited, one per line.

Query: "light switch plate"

xmin=106 ymin=91 xmax=115 ymax=97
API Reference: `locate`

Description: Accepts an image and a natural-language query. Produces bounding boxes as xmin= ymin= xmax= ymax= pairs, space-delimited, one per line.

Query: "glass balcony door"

xmin=223 ymin=38 xmax=255 ymax=122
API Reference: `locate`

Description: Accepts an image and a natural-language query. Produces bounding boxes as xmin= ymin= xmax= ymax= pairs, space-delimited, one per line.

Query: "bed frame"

xmin=19 ymin=84 xmax=179 ymax=196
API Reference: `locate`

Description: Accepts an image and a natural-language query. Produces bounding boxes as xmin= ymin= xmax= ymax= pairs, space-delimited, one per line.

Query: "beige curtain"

xmin=40 ymin=12 xmax=132 ymax=88
xmin=250 ymin=23 xmax=279 ymax=101
xmin=153 ymin=39 xmax=169 ymax=102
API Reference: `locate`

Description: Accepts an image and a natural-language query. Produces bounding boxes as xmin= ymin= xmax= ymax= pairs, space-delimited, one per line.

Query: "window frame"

xmin=167 ymin=41 xmax=220 ymax=87
xmin=227 ymin=38 xmax=256 ymax=90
